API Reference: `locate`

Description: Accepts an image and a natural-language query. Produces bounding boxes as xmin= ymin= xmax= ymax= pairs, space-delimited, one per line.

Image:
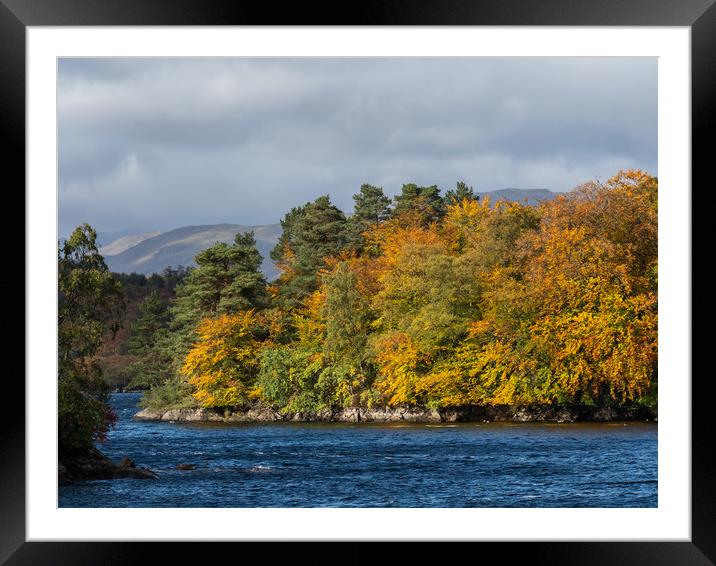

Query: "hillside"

xmin=99 ymin=231 xmax=162 ymax=256
xmin=104 ymin=223 xmax=283 ymax=280
xmin=476 ymin=188 xmax=554 ymax=205
xmin=101 ymin=189 xmax=556 ymax=279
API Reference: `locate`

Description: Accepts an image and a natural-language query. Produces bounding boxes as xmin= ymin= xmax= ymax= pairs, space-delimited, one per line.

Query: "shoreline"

xmin=134 ymin=403 xmax=657 ymax=424
xmin=59 ymin=447 xmax=158 ymax=485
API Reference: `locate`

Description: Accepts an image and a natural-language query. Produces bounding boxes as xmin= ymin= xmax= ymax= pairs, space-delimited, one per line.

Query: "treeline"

xmin=58 ymin=170 xmax=657 ymax=450
xmin=124 ymin=170 xmax=657 ymax=415
xmin=97 ymin=267 xmax=190 ymax=389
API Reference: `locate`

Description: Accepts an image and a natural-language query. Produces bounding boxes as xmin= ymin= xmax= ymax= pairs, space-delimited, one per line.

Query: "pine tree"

xmin=273 ymin=195 xmax=350 ymax=307
xmin=171 ymin=231 xmax=268 ymax=331
xmin=127 ymin=290 xmax=168 ymax=356
xmin=154 ymin=231 xmax=268 ymax=399
xmin=393 ymin=183 xmax=445 ymax=224
xmin=353 ymin=183 xmax=392 ymax=224
xmin=346 ymin=184 xmax=392 ymax=250
xmin=444 ymin=181 xmax=478 ymax=206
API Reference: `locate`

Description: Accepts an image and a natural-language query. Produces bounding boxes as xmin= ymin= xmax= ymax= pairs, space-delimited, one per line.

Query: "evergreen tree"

xmin=353 ymin=183 xmax=392 ymax=224
xmin=273 ymin=195 xmax=350 ymax=307
xmin=444 ymin=181 xmax=478 ymax=206
xmin=127 ymin=290 xmax=168 ymax=356
xmin=393 ymin=183 xmax=445 ymax=224
xmin=346 ymin=184 xmax=392 ymax=250
xmin=124 ymin=290 xmax=175 ymax=390
xmin=270 ymin=203 xmax=307 ymax=262
xmin=153 ymin=231 xmax=268 ymax=399
xmin=172 ymin=231 xmax=268 ymax=329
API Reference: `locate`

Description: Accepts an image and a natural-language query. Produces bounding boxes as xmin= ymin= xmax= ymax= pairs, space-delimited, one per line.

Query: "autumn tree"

xmin=182 ymin=311 xmax=263 ymax=408
xmin=143 ymin=171 xmax=658 ymax=415
xmin=518 ymin=170 xmax=658 ymax=404
xmin=139 ymin=232 xmax=268 ymax=409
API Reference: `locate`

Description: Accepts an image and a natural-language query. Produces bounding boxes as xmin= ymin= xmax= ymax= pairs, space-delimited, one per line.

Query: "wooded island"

xmin=59 ymin=170 xmax=657 ymax=457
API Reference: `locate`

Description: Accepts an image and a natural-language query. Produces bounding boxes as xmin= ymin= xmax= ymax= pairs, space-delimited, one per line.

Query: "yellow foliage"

xmin=182 ymin=311 xmax=261 ymax=408
xmin=373 ymin=333 xmax=427 ymax=405
xmin=184 ymin=169 xmax=657 ymax=412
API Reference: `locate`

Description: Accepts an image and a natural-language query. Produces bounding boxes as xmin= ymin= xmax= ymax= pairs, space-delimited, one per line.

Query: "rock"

xmin=339 ymin=408 xmax=361 ymax=422
xmin=134 ymin=408 xmax=165 ymax=421
xmin=59 ymin=448 xmax=157 ymax=483
xmin=176 ymin=464 xmax=196 ymax=470
xmin=135 ymin=401 xmax=657 ymax=424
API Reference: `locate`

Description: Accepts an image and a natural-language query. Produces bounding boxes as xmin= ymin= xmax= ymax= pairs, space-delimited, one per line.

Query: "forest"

xmin=58 ymin=169 xmax=657 ymax=452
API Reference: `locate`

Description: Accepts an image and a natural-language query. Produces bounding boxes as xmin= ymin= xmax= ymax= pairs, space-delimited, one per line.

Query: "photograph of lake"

xmin=57 ymin=56 xmax=658 ymax=508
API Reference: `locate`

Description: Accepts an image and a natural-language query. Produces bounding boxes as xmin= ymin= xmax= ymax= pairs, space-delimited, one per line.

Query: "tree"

xmin=170 ymin=231 xmax=268 ymax=352
xmin=176 ymin=231 xmax=267 ymax=317
xmin=393 ymin=183 xmax=445 ymax=224
xmin=352 ymin=183 xmax=392 ymax=224
xmin=272 ymin=195 xmax=350 ymax=307
xmin=346 ymin=184 xmax=393 ymax=250
xmin=125 ymin=290 xmax=174 ymax=390
xmin=140 ymin=232 xmax=267 ymax=408
xmin=444 ymin=180 xmax=478 ymax=206
xmin=58 ymin=224 xmax=125 ymax=452
xmin=182 ymin=311 xmax=262 ymax=408
xmin=322 ymin=261 xmax=372 ymax=369
xmin=127 ymin=290 xmax=168 ymax=356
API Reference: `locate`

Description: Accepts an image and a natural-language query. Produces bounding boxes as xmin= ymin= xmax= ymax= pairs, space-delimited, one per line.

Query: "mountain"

xmin=100 ymin=231 xmax=162 ymax=256
xmin=475 ymin=188 xmax=555 ymax=205
xmin=103 ymin=223 xmax=283 ymax=281
xmin=101 ymin=189 xmax=557 ymax=279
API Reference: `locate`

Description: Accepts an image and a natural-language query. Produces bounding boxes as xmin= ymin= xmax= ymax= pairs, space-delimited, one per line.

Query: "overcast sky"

xmin=58 ymin=57 xmax=657 ymax=236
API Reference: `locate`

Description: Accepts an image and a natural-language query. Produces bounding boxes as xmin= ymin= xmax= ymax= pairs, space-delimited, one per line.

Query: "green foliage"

xmin=257 ymin=346 xmax=326 ymax=413
xmin=393 ymin=183 xmax=445 ymax=224
xmin=58 ymin=224 xmax=125 ymax=451
xmin=272 ymin=195 xmax=351 ymax=307
xmin=346 ymin=184 xmax=392 ymax=249
xmin=139 ymin=377 xmax=198 ymax=410
xmin=444 ymin=180 xmax=478 ymax=206
xmin=173 ymin=231 xmax=267 ymax=319
xmin=322 ymin=262 xmax=372 ymax=370
xmin=127 ymin=290 xmax=168 ymax=356
xmin=125 ymin=329 xmax=177 ymax=390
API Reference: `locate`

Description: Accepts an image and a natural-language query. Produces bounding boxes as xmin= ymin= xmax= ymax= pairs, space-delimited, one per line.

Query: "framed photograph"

xmin=6 ymin=0 xmax=710 ymax=563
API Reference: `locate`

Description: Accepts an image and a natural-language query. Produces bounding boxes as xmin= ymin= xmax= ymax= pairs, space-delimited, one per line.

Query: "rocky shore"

xmin=134 ymin=403 xmax=656 ymax=424
xmin=59 ymin=447 xmax=158 ymax=485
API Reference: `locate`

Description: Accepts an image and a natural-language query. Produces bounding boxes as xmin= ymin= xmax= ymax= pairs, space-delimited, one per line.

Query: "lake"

xmin=58 ymin=392 xmax=657 ymax=507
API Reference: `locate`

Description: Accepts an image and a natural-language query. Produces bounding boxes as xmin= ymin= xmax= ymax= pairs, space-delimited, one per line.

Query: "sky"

xmin=58 ymin=57 xmax=657 ymax=236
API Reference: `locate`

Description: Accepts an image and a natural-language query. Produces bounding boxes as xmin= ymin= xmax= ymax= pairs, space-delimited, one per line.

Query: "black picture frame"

xmin=4 ymin=1 xmax=710 ymax=563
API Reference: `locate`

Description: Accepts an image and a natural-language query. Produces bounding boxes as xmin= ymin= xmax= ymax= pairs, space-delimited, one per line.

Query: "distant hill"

xmin=103 ymin=223 xmax=283 ymax=281
xmin=101 ymin=189 xmax=556 ymax=279
xmin=475 ymin=188 xmax=555 ymax=205
xmin=100 ymin=231 xmax=162 ymax=256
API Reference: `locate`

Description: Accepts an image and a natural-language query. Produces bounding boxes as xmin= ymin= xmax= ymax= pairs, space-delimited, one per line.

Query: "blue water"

xmin=59 ymin=393 xmax=657 ymax=507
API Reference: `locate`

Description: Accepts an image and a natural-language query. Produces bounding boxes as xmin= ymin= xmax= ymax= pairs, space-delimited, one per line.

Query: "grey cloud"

xmin=58 ymin=57 xmax=657 ymax=236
